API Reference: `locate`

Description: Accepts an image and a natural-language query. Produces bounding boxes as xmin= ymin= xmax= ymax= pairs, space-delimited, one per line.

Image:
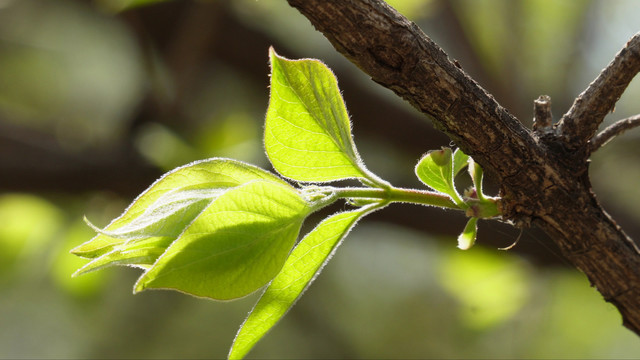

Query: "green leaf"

xmin=468 ymin=157 xmax=487 ymax=201
xmin=229 ymin=205 xmax=378 ymax=359
xmin=134 ymin=180 xmax=312 ymax=300
xmin=73 ymin=236 xmax=173 ymax=276
xmin=88 ymin=188 xmax=227 ymax=241
xmin=71 ymin=158 xmax=286 ymax=260
xmin=453 ymin=148 xmax=470 ymax=177
xmin=457 ymin=217 xmax=478 ymax=250
xmin=415 ymin=148 xmax=464 ymax=206
xmin=265 ymin=48 xmax=371 ymax=183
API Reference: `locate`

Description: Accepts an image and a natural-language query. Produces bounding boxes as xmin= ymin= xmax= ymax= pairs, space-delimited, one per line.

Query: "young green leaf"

xmin=453 ymin=148 xmax=470 ymax=177
xmin=73 ymin=236 xmax=173 ymax=276
xmin=134 ymin=180 xmax=312 ymax=300
xmin=468 ymin=158 xmax=487 ymax=201
xmin=457 ymin=217 xmax=478 ymax=250
xmin=71 ymin=159 xmax=287 ymax=260
xmin=265 ymin=48 xmax=374 ymax=183
xmin=228 ymin=205 xmax=379 ymax=360
xmin=415 ymin=148 xmax=464 ymax=206
xmin=88 ymin=188 xmax=229 ymax=241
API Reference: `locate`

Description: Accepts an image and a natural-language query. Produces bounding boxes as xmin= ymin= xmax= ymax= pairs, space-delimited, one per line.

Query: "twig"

xmin=533 ymin=95 xmax=552 ymax=131
xmin=557 ymin=32 xmax=640 ymax=149
xmin=590 ymin=114 xmax=640 ymax=152
xmin=498 ymin=228 xmax=523 ymax=251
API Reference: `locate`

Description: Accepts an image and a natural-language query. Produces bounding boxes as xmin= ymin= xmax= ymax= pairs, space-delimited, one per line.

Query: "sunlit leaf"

xmin=265 ymin=48 xmax=369 ymax=182
xmin=229 ymin=205 xmax=378 ymax=359
xmin=453 ymin=148 xmax=470 ymax=177
xmin=73 ymin=236 xmax=172 ymax=276
xmin=72 ymin=158 xmax=286 ymax=260
xmin=134 ymin=180 xmax=311 ymax=300
xmin=87 ymin=188 xmax=227 ymax=241
xmin=415 ymin=148 xmax=453 ymax=194
xmin=457 ymin=217 xmax=478 ymax=250
xmin=415 ymin=148 xmax=463 ymax=205
xmin=468 ymin=157 xmax=486 ymax=201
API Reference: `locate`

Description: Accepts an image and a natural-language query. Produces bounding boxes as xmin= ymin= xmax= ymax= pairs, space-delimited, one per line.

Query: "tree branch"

xmin=287 ymin=0 xmax=640 ymax=336
xmin=532 ymin=95 xmax=553 ymax=131
xmin=557 ymin=32 xmax=640 ymax=149
xmin=590 ymin=114 xmax=640 ymax=152
xmin=288 ymin=0 xmax=536 ymax=177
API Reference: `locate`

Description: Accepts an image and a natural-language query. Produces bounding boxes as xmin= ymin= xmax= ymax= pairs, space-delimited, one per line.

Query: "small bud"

xmin=428 ymin=147 xmax=452 ymax=166
xmin=457 ymin=217 xmax=478 ymax=250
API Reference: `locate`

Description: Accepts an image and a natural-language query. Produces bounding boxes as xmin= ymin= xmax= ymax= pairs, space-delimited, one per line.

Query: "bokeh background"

xmin=2 ymin=0 xmax=640 ymax=358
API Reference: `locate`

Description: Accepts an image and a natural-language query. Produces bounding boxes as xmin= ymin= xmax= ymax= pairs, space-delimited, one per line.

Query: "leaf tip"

xmin=69 ymin=245 xmax=82 ymax=256
xmin=83 ymin=215 xmax=102 ymax=233
xmin=269 ymin=46 xmax=283 ymax=65
xmin=457 ymin=239 xmax=474 ymax=250
xmin=457 ymin=217 xmax=478 ymax=250
xmin=70 ymin=269 xmax=82 ymax=278
xmin=133 ymin=279 xmax=148 ymax=294
xmin=69 ymin=240 xmax=101 ymax=259
xmin=71 ymin=262 xmax=96 ymax=278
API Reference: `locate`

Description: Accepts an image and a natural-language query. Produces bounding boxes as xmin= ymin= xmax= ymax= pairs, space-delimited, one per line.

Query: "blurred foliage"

xmin=97 ymin=0 xmax=171 ymax=13
xmin=439 ymin=246 xmax=531 ymax=329
xmin=453 ymin=0 xmax=589 ymax=96
xmin=0 ymin=0 xmax=144 ymax=148
xmin=0 ymin=194 xmax=63 ymax=276
xmin=1 ymin=0 xmax=640 ymax=358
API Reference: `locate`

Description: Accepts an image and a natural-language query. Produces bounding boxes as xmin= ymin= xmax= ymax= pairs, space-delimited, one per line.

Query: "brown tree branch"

xmin=287 ymin=0 xmax=640 ymax=336
xmin=557 ymin=32 xmax=640 ymax=149
xmin=590 ymin=114 xmax=640 ymax=152
xmin=532 ymin=95 xmax=553 ymax=131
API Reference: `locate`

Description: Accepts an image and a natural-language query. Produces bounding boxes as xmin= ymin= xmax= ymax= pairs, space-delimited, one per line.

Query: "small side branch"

xmin=533 ymin=95 xmax=552 ymax=132
xmin=558 ymin=32 xmax=640 ymax=148
xmin=590 ymin=114 xmax=640 ymax=152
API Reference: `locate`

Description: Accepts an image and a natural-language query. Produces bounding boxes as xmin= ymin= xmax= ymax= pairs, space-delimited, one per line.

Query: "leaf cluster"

xmin=72 ymin=48 xmax=500 ymax=358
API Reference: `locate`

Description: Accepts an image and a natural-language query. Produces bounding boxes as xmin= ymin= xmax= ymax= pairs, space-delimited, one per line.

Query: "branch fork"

xmin=557 ymin=32 xmax=640 ymax=151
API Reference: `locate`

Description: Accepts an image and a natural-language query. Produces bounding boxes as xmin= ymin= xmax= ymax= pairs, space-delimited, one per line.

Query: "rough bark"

xmin=287 ymin=0 xmax=640 ymax=335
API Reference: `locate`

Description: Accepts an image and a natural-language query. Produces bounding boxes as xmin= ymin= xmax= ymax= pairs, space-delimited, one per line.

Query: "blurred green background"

xmin=1 ymin=0 xmax=640 ymax=358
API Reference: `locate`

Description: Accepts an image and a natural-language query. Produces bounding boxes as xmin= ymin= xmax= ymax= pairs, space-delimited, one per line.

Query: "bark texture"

xmin=287 ymin=0 xmax=640 ymax=335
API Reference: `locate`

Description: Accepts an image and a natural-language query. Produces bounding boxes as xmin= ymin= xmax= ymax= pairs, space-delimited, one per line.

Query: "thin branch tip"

xmin=533 ymin=95 xmax=552 ymax=131
xmin=590 ymin=114 xmax=640 ymax=152
xmin=559 ymin=33 xmax=640 ymax=146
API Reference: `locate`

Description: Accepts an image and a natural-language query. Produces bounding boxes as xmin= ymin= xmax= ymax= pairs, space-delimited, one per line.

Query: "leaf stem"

xmin=359 ymin=167 xmax=392 ymax=189
xmin=333 ymin=186 xmax=460 ymax=210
